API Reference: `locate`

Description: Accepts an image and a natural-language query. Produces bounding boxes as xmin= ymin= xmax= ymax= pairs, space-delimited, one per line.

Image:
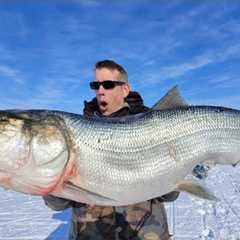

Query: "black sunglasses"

xmin=90 ymin=80 xmax=125 ymax=90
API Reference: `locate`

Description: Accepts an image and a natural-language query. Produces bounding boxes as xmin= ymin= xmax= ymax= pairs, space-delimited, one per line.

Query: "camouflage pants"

xmin=68 ymin=202 xmax=171 ymax=240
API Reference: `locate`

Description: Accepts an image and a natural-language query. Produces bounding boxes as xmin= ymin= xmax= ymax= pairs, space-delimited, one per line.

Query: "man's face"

xmin=94 ymin=68 xmax=130 ymax=116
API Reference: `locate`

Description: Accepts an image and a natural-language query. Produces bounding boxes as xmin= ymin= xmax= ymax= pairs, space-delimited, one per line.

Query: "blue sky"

xmin=0 ymin=0 xmax=239 ymax=113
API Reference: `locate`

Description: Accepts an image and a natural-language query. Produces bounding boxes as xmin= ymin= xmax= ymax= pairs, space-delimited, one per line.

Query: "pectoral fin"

xmin=53 ymin=181 xmax=119 ymax=206
xmin=176 ymin=180 xmax=218 ymax=201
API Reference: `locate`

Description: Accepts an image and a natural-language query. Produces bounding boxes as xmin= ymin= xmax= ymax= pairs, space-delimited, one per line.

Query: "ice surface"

xmin=0 ymin=165 xmax=239 ymax=240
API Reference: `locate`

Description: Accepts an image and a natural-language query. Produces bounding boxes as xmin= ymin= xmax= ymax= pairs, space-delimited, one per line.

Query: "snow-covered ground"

xmin=0 ymin=165 xmax=239 ymax=240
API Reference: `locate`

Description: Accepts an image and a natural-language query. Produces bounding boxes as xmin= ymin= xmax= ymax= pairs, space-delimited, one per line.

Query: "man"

xmin=43 ymin=60 xmax=179 ymax=240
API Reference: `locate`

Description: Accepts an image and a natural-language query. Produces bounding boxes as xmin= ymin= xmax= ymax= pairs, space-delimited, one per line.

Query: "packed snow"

xmin=0 ymin=165 xmax=239 ymax=240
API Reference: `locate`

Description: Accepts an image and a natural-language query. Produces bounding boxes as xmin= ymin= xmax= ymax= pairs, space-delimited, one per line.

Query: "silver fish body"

xmin=0 ymin=106 xmax=240 ymax=206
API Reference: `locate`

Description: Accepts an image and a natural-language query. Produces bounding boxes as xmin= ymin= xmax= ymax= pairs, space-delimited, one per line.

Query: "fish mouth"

xmin=0 ymin=169 xmax=12 ymax=190
xmin=0 ymin=168 xmax=9 ymax=175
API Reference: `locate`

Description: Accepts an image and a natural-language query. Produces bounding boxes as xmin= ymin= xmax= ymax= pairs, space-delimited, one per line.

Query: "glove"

xmin=155 ymin=191 xmax=180 ymax=203
xmin=43 ymin=195 xmax=78 ymax=211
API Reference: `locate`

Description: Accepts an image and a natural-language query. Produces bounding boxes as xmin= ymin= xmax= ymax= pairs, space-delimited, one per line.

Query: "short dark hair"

xmin=94 ymin=60 xmax=128 ymax=83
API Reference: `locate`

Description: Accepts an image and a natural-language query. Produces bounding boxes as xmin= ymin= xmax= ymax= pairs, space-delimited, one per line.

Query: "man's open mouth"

xmin=100 ymin=101 xmax=108 ymax=107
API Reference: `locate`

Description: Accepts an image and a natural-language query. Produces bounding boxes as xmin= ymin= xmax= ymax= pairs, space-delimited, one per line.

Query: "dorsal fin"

xmin=151 ymin=85 xmax=188 ymax=110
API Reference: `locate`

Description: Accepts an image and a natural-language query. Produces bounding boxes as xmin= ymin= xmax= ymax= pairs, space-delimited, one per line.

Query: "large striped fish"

xmin=0 ymin=87 xmax=239 ymax=206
